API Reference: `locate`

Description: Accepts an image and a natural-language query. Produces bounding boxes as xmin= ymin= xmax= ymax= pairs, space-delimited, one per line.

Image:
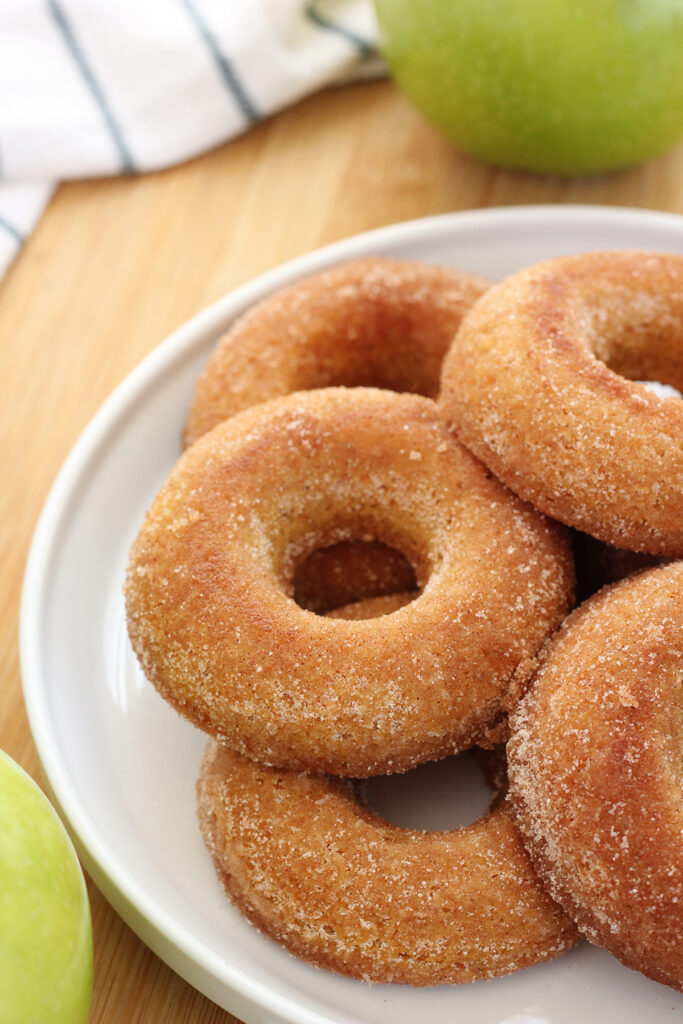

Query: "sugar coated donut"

xmin=184 ymin=257 xmax=489 ymax=447
xmin=197 ymin=739 xmax=578 ymax=985
xmin=439 ymin=250 xmax=683 ymax=555
xmin=508 ymin=561 xmax=683 ymax=991
xmin=126 ymin=387 xmax=573 ymax=777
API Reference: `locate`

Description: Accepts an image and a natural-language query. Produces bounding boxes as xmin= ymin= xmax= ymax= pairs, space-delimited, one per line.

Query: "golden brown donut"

xmin=184 ymin=257 xmax=489 ymax=447
xmin=197 ymin=739 xmax=577 ymax=985
xmin=508 ymin=561 xmax=683 ymax=991
xmin=439 ymin=250 xmax=683 ymax=556
xmin=126 ymin=387 xmax=574 ymax=777
xmin=293 ymin=539 xmax=417 ymax=614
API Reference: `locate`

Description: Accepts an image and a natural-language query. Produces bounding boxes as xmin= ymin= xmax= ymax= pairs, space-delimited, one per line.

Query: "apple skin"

xmin=373 ymin=0 xmax=683 ymax=175
xmin=0 ymin=750 xmax=93 ymax=1024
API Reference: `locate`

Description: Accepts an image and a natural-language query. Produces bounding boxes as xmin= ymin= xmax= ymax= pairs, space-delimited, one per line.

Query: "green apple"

xmin=0 ymin=750 xmax=93 ymax=1024
xmin=373 ymin=0 xmax=683 ymax=175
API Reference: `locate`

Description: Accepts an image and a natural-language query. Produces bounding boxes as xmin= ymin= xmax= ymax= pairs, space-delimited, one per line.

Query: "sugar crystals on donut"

xmin=508 ymin=562 xmax=683 ymax=992
xmin=439 ymin=250 xmax=683 ymax=555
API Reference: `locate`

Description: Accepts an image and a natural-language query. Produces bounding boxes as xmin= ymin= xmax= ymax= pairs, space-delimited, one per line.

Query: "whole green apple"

xmin=0 ymin=750 xmax=93 ymax=1024
xmin=374 ymin=0 xmax=683 ymax=175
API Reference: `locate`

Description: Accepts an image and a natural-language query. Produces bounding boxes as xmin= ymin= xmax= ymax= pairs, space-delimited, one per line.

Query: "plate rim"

xmin=19 ymin=204 xmax=683 ymax=1023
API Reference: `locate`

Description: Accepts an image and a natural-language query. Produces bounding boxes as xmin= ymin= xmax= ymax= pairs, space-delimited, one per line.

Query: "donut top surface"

xmin=439 ymin=250 xmax=683 ymax=555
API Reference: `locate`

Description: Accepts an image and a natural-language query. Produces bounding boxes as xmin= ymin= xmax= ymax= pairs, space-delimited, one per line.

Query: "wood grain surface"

xmin=1 ymin=79 xmax=682 ymax=1023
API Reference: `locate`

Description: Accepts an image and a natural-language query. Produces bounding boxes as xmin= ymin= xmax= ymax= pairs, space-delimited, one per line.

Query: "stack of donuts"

xmin=125 ymin=251 xmax=683 ymax=991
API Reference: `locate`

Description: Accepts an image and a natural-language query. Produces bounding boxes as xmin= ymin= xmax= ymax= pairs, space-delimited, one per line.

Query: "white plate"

xmin=21 ymin=206 xmax=683 ymax=1024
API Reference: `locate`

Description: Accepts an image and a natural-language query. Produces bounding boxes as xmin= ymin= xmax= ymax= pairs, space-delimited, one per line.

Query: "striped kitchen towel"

xmin=0 ymin=0 xmax=380 ymax=281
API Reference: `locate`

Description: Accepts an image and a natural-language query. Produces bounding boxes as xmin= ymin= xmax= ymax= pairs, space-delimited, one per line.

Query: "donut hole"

xmin=359 ymin=752 xmax=493 ymax=832
xmin=287 ymin=320 xmax=447 ymax=398
xmin=291 ymin=539 xmax=419 ymax=615
xmin=599 ymin=352 xmax=683 ymax=396
xmin=637 ymin=380 xmax=683 ymax=401
xmin=581 ymin=291 xmax=683 ymax=394
xmin=302 ymin=331 xmax=444 ymax=399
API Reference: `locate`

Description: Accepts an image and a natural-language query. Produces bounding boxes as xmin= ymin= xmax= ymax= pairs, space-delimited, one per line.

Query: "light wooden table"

xmin=1 ymin=79 xmax=682 ymax=1023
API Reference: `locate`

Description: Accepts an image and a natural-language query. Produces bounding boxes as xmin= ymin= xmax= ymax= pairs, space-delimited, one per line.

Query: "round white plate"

xmin=21 ymin=206 xmax=683 ymax=1024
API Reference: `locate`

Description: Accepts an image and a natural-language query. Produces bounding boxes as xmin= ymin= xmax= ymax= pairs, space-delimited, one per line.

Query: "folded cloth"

xmin=0 ymin=0 xmax=380 ymax=280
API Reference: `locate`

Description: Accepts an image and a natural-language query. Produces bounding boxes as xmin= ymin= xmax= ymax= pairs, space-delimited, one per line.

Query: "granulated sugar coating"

xmin=508 ymin=561 xmax=683 ymax=992
xmin=125 ymin=387 xmax=574 ymax=777
xmin=184 ymin=257 xmax=489 ymax=447
xmin=439 ymin=250 xmax=683 ymax=556
xmin=197 ymin=739 xmax=578 ymax=985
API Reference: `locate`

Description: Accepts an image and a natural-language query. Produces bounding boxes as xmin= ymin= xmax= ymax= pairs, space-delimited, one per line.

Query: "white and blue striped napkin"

xmin=0 ymin=0 xmax=380 ymax=280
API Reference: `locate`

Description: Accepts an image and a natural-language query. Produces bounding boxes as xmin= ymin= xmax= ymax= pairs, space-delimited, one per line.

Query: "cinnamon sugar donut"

xmin=508 ymin=561 xmax=683 ymax=991
xmin=126 ymin=387 xmax=573 ymax=777
xmin=184 ymin=257 xmax=489 ymax=447
xmin=439 ymin=251 xmax=683 ymax=556
xmin=197 ymin=739 xmax=577 ymax=985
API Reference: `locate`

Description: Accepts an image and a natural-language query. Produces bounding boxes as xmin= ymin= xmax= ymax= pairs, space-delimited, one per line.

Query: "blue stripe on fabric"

xmin=0 ymin=215 xmax=24 ymax=245
xmin=305 ymin=1 xmax=375 ymax=57
xmin=46 ymin=0 xmax=136 ymax=174
xmin=177 ymin=0 xmax=259 ymax=125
